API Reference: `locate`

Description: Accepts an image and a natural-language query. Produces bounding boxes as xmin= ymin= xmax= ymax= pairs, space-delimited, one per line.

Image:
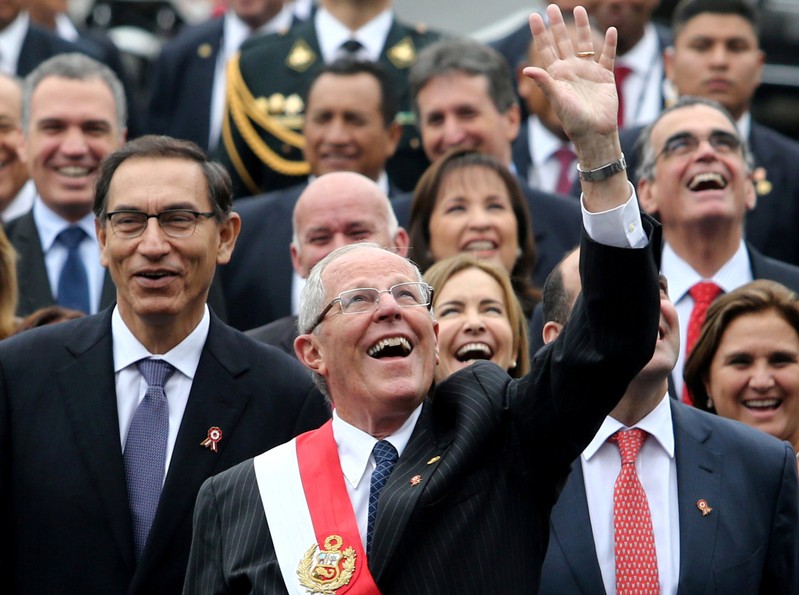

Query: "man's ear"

xmin=392 ymin=227 xmax=410 ymax=257
xmin=295 ymin=333 xmax=327 ymax=378
xmin=637 ymin=176 xmax=657 ymax=215
xmin=215 ymin=212 xmax=241 ymax=265
xmin=96 ymin=218 xmax=109 ymax=268
xmin=542 ymin=321 xmax=563 ymax=345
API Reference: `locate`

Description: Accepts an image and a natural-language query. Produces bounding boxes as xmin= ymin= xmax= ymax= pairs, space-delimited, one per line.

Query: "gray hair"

xmin=290 ymin=187 xmax=400 ymax=256
xmin=22 ymin=53 xmax=127 ymax=134
xmin=409 ymin=37 xmax=517 ymax=124
xmin=635 ymin=96 xmax=754 ymax=182
xmin=297 ymin=242 xmax=425 ymax=397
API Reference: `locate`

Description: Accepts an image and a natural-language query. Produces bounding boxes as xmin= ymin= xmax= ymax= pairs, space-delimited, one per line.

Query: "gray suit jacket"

xmin=539 ymin=400 xmax=799 ymax=594
xmin=184 ymin=225 xmax=663 ymax=594
xmin=0 ymin=309 xmax=330 ymax=594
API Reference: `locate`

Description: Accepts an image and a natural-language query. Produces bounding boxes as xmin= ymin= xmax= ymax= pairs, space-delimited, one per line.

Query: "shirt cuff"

xmin=580 ymin=182 xmax=648 ymax=248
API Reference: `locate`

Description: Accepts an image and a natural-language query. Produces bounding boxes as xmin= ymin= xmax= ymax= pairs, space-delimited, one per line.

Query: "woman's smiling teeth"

xmin=455 ymin=342 xmax=493 ymax=362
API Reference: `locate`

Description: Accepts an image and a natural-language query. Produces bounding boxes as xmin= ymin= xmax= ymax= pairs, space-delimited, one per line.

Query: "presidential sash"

xmin=254 ymin=421 xmax=380 ymax=594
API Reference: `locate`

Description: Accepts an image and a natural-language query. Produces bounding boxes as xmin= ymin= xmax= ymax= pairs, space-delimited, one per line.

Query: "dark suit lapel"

xmin=671 ymin=402 xmax=721 ymax=594
xmin=369 ymin=402 xmax=448 ymax=581
xmin=549 ymin=462 xmax=607 ymax=593
xmin=57 ymin=310 xmax=136 ymax=571
xmin=137 ymin=315 xmax=256 ymax=572
xmin=9 ymin=212 xmax=55 ymax=315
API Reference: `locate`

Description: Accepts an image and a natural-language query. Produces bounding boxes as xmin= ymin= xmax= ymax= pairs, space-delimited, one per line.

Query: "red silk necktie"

xmin=553 ymin=146 xmax=577 ymax=195
xmin=682 ymin=281 xmax=723 ymax=404
xmin=614 ymin=65 xmax=633 ymax=127
xmin=609 ymin=428 xmax=659 ymax=595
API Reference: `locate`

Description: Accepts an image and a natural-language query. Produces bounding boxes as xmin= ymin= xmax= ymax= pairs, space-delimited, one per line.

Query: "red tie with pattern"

xmin=614 ymin=65 xmax=633 ymax=127
xmin=609 ymin=428 xmax=659 ymax=595
xmin=682 ymin=281 xmax=723 ymax=405
xmin=553 ymin=146 xmax=577 ymax=195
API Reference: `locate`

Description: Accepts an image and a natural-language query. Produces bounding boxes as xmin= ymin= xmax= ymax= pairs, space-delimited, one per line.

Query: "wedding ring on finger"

xmin=575 ymin=51 xmax=596 ymax=58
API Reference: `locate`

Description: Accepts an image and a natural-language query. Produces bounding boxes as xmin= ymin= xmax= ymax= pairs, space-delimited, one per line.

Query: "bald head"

xmin=290 ymin=171 xmax=409 ymax=277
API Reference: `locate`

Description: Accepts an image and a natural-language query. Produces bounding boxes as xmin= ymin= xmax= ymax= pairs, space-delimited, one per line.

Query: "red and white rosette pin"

xmin=201 ymin=426 xmax=223 ymax=452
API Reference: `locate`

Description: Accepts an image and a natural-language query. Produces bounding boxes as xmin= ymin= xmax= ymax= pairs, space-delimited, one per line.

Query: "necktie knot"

xmin=689 ymin=281 xmax=723 ymax=306
xmin=341 ymin=39 xmax=363 ymax=54
xmin=136 ymin=358 xmax=175 ymax=389
xmin=609 ymin=428 xmax=647 ymax=465
xmin=57 ymin=226 xmax=87 ymax=250
xmin=372 ymin=439 xmax=398 ymax=467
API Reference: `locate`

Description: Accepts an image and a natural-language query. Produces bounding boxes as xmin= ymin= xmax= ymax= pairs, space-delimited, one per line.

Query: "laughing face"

xmin=433 ymin=267 xmax=514 ymax=383
xmin=22 ymin=76 xmax=123 ymax=222
xmin=296 ymin=247 xmax=439 ymax=437
xmin=705 ymin=309 xmax=799 ymax=449
xmin=639 ymin=104 xmax=755 ymax=231
xmin=428 ymin=165 xmax=520 ymax=273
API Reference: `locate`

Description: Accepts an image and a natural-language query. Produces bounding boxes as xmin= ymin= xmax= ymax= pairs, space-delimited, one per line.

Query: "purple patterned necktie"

xmin=366 ymin=440 xmax=398 ymax=557
xmin=124 ymin=358 xmax=174 ymax=560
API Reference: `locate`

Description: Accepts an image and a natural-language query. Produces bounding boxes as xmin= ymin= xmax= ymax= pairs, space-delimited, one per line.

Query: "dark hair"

xmin=93 ymin=135 xmax=233 ymax=221
xmin=542 ymin=251 xmax=577 ymax=326
xmin=409 ymin=38 xmax=517 ymax=122
xmin=635 ymin=96 xmax=753 ymax=183
xmin=684 ymin=279 xmax=799 ymax=411
xmin=408 ymin=148 xmax=539 ymax=315
xmin=305 ymin=57 xmax=398 ymax=128
xmin=672 ymin=0 xmax=759 ymax=38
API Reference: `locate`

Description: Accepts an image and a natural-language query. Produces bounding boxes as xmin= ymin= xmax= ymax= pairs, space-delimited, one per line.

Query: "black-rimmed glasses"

xmin=310 ymin=282 xmax=433 ymax=330
xmin=106 ymin=209 xmax=216 ymax=238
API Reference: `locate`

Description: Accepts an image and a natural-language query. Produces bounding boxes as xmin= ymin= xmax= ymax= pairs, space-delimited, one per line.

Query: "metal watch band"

xmin=576 ymin=154 xmax=627 ymax=182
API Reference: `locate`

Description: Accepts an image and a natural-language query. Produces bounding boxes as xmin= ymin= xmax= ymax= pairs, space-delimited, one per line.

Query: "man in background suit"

xmin=539 ymin=250 xmax=799 ymax=594
xmin=217 ymin=0 xmax=440 ymax=197
xmin=222 ymin=58 xmax=403 ymax=330
xmin=623 ymin=0 xmax=799 ymax=267
xmin=636 ymin=95 xmax=799 ymax=400
xmin=147 ymin=0 xmax=298 ymax=152
xmin=392 ymin=37 xmax=583 ymax=288
xmin=0 ymin=72 xmax=33 ymax=222
xmin=6 ymin=53 xmax=123 ymax=316
xmin=183 ymin=7 xmax=662 ymax=592
xmin=245 ymin=171 xmax=409 ymax=352
xmin=0 ymin=135 xmax=329 ymax=594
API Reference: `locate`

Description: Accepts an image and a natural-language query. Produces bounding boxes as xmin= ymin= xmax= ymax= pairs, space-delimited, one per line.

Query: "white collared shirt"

xmin=2 ymin=179 xmax=35 ymax=223
xmin=526 ymin=114 xmax=576 ymax=194
xmin=113 ymin=305 xmax=210 ymax=481
xmin=315 ymin=7 xmax=393 ymax=63
xmin=662 ymin=241 xmax=752 ymax=396
xmin=615 ymin=23 xmax=664 ymax=128
xmin=54 ymin=12 xmax=79 ymax=41
xmin=582 ymin=395 xmax=679 ymax=595
xmin=33 ymin=197 xmax=106 ymax=314
xmin=332 ymin=405 xmax=421 ymax=549
xmin=0 ymin=12 xmax=29 ymax=75
xmin=208 ymin=5 xmax=295 ymax=149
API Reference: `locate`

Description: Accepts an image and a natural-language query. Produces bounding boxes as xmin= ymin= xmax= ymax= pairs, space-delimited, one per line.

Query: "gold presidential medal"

xmin=297 ymin=535 xmax=356 ymax=593
xmin=387 ymin=37 xmax=416 ymax=69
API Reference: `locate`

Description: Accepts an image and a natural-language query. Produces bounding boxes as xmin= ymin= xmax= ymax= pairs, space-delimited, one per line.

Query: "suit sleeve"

xmin=184 ymin=476 xmax=229 ymax=594
xmin=763 ymin=442 xmax=799 ymax=593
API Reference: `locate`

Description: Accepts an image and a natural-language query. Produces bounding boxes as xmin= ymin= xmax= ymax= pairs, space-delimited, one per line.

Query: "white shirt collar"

xmin=529 ymin=115 xmax=572 ymax=169
xmin=223 ymin=5 xmax=294 ymax=58
xmin=111 ymin=304 xmax=210 ymax=379
xmin=0 ymin=12 xmax=29 ymax=75
xmin=333 ymin=403 xmax=422 ymax=491
xmin=736 ymin=111 xmax=752 ymax=141
xmin=315 ymin=7 xmax=393 ymax=63
xmin=2 ymin=179 xmax=35 ymax=223
xmin=661 ymin=240 xmax=752 ymax=304
xmin=33 ymin=195 xmax=97 ymax=252
xmin=583 ymin=393 xmax=675 ymax=461
xmin=54 ymin=13 xmax=79 ymax=41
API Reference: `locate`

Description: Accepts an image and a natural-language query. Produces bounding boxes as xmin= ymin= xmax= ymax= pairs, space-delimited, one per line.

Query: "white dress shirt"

xmin=662 ymin=241 xmax=752 ymax=396
xmin=208 ymin=5 xmax=295 ymax=150
xmin=53 ymin=12 xmax=80 ymax=41
xmin=2 ymin=179 xmax=35 ymax=223
xmin=33 ymin=197 xmax=107 ymax=314
xmin=582 ymin=394 xmax=679 ymax=595
xmin=525 ymin=114 xmax=577 ymax=194
xmin=0 ymin=12 xmax=29 ymax=75
xmin=615 ymin=23 xmax=664 ymax=128
xmin=113 ymin=305 xmax=210 ymax=481
xmin=315 ymin=6 xmax=393 ymax=64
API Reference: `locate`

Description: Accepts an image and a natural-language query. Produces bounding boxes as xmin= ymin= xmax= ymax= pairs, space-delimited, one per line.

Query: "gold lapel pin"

xmin=201 ymin=426 xmax=223 ymax=452
xmin=697 ymin=499 xmax=713 ymax=516
xmin=427 ymin=456 xmax=440 ymax=465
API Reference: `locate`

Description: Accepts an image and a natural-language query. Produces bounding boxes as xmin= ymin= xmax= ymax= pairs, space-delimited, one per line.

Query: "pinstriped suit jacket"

xmin=184 ymin=228 xmax=663 ymax=594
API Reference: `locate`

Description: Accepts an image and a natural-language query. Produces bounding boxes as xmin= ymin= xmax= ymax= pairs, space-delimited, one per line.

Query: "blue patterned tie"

xmin=367 ymin=440 xmax=398 ymax=557
xmin=124 ymin=358 xmax=174 ymax=560
xmin=56 ymin=226 xmax=90 ymax=314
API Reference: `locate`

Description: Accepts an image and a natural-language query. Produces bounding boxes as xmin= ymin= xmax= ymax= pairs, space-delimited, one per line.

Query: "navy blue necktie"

xmin=124 ymin=358 xmax=174 ymax=560
xmin=366 ymin=440 xmax=398 ymax=557
xmin=56 ymin=226 xmax=90 ymax=314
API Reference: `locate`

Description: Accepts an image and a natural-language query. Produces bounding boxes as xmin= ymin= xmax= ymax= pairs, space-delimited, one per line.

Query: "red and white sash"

xmin=254 ymin=420 xmax=381 ymax=594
